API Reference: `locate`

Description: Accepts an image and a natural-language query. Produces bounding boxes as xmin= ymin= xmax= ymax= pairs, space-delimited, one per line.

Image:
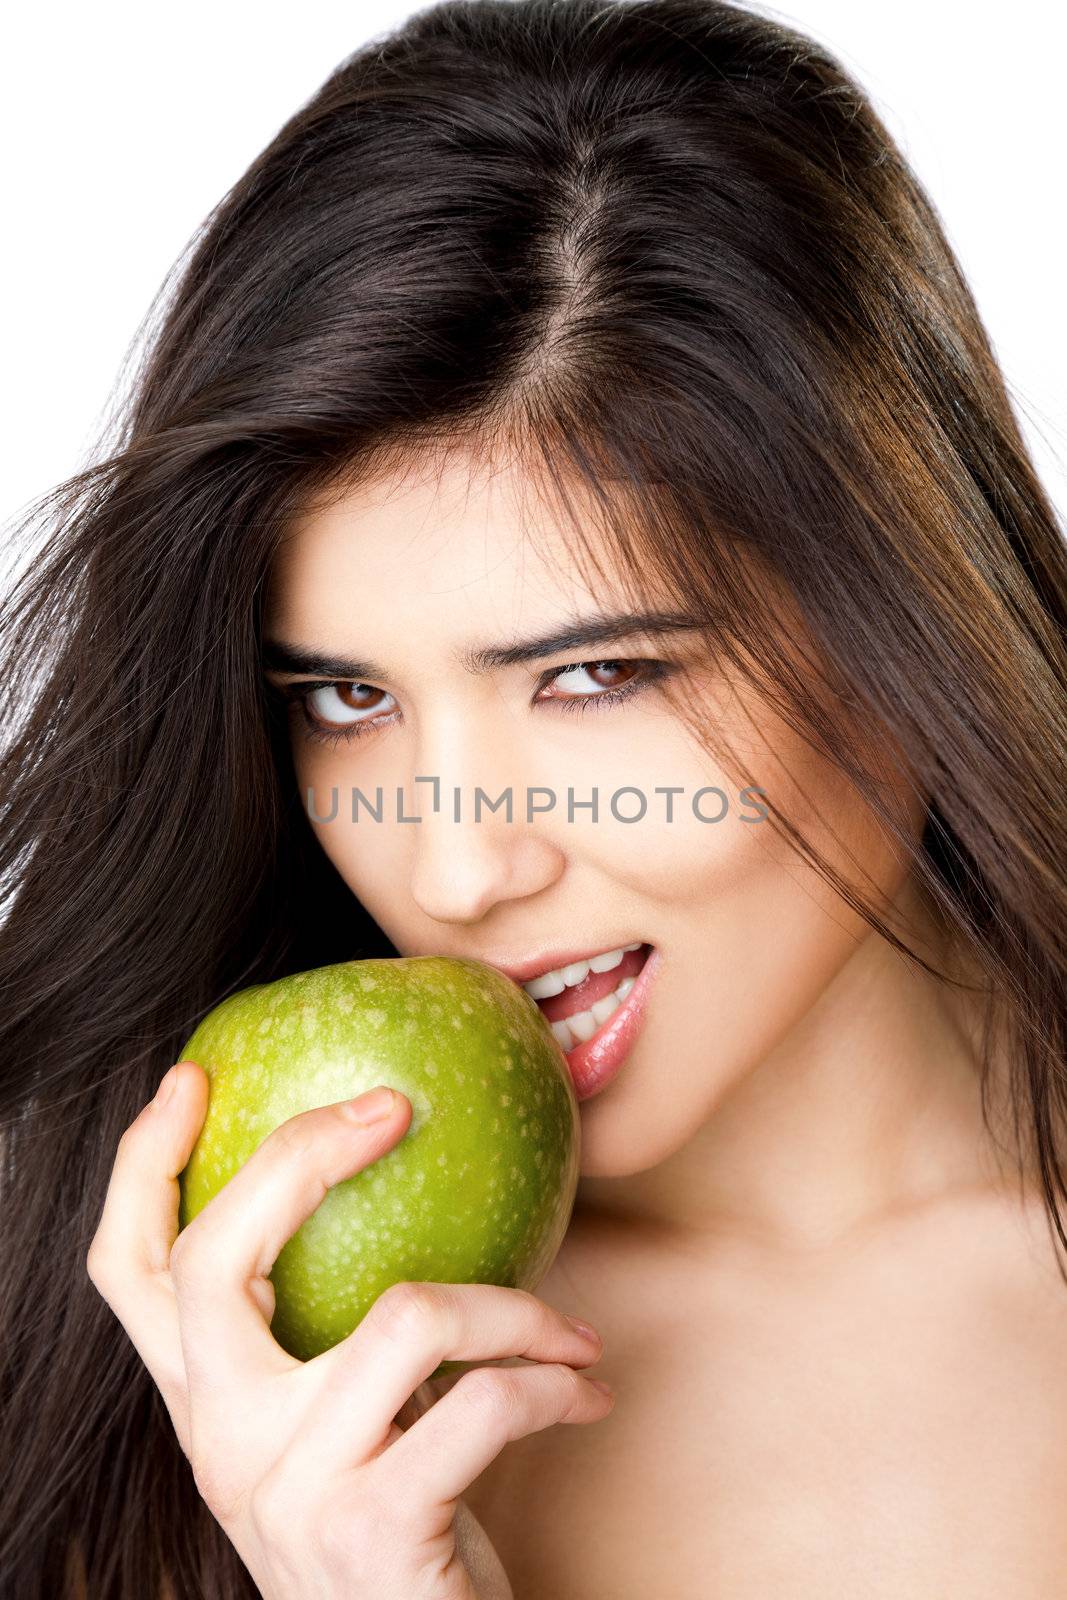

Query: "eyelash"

xmin=273 ymin=658 xmax=671 ymax=749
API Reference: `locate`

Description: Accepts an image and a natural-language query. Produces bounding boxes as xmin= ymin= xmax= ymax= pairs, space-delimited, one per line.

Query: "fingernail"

xmin=588 ymin=1378 xmax=615 ymax=1398
xmin=341 ymin=1086 xmax=397 ymax=1126
xmin=154 ymin=1065 xmax=180 ymax=1108
xmin=564 ymin=1314 xmax=602 ymax=1346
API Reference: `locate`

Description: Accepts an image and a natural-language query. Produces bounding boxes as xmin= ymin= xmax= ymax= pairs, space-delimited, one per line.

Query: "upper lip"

xmin=472 ymin=943 xmax=649 ymax=986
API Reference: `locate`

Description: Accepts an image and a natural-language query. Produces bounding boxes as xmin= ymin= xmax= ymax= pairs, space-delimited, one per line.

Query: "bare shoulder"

xmin=450 ymin=1185 xmax=1067 ymax=1599
xmin=888 ymin=1178 xmax=1067 ymax=1326
xmin=407 ymin=1182 xmax=1067 ymax=1427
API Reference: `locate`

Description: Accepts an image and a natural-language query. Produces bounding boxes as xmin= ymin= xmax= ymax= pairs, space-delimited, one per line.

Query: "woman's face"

xmin=263 ymin=446 xmax=923 ymax=1181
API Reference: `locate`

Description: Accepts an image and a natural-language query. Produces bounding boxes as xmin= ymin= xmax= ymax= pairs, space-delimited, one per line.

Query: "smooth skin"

xmin=89 ymin=441 xmax=1067 ymax=1596
xmin=260 ymin=445 xmax=1067 ymax=1595
xmin=86 ymin=1068 xmax=613 ymax=1599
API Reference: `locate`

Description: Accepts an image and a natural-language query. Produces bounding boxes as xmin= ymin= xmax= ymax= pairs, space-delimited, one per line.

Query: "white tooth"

xmin=567 ymin=1008 xmax=598 ymax=1042
xmin=622 ymin=942 xmax=642 ymax=952
xmin=550 ymin=1018 xmax=575 ymax=1050
xmin=561 ymin=960 xmax=590 ymax=987
xmin=615 ymin=976 xmax=635 ymax=999
xmin=524 ymin=969 xmax=566 ymax=999
xmin=590 ymin=991 xmax=622 ymax=1025
xmin=588 ymin=948 xmax=624 ymax=973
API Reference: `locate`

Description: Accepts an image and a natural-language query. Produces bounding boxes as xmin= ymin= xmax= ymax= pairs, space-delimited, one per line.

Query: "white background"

xmin=2 ymin=0 xmax=1064 ymax=549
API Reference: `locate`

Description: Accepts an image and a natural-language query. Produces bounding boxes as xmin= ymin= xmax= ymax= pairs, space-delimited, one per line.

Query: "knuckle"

xmin=312 ymin=1493 xmax=380 ymax=1567
xmin=190 ymin=1453 xmax=245 ymax=1525
xmin=248 ymin=1467 xmax=307 ymax=1544
xmin=456 ymin=1366 xmax=522 ymax=1431
xmin=115 ymin=1114 xmax=150 ymax=1155
xmin=368 ymin=1281 xmax=444 ymax=1347
xmin=85 ymin=1239 xmax=127 ymax=1304
xmin=305 ymin=1469 xmax=405 ymax=1569
xmin=85 ymin=1240 xmax=107 ymax=1289
xmin=506 ymin=1284 xmax=560 ymax=1330
xmin=115 ymin=1122 xmax=139 ymax=1153
xmin=550 ymin=1362 xmax=592 ymax=1416
xmin=166 ymin=1227 xmax=192 ymax=1274
xmin=167 ymin=1223 xmax=208 ymax=1286
xmin=494 ymin=1284 xmax=539 ymax=1319
xmin=268 ymin=1113 xmax=323 ymax=1163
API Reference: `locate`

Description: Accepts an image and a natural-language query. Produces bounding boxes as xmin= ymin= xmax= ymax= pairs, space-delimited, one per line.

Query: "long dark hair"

xmin=3 ymin=1 xmax=1065 ymax=1592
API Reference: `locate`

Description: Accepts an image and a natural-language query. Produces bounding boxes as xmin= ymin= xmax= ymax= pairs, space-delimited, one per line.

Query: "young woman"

xmin=2 ymin=1 xmax=1065 ymax=1594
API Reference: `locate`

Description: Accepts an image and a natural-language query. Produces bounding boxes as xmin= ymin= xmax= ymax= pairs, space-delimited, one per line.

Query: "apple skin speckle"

xmin=176 ymin=956 xmax=580 ymax=1368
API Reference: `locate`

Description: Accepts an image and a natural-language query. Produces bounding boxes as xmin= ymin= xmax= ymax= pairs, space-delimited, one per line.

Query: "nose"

xmin=407 ymin=780 xmax=566 ymax=927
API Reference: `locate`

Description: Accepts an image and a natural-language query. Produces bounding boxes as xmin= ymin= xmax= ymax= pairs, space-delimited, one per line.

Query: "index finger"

xmin=168 ymin=1085 xmax=411 ymax=1400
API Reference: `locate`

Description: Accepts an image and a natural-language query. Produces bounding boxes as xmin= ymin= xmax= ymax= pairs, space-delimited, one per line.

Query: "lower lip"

xmin=551 ymin=945 xmax=660 ymax=1103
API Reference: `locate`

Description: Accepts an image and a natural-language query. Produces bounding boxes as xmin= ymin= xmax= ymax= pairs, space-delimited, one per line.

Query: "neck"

xmin=574 ymin=881 xmax=1016 ymax=1252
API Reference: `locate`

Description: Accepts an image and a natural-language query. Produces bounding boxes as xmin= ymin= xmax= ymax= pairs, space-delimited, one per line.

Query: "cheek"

xmin=292 ymin=743 xmax=408 ymax=916
xmin=581 ymin=748 xmax=915 ymax=1171
xmin=678 ymin=742 xmax=914 ymax=1087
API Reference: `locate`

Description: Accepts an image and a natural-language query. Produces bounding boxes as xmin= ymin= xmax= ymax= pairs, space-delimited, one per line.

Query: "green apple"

xmin=176 ymin=956 xmax=580 ymax=1373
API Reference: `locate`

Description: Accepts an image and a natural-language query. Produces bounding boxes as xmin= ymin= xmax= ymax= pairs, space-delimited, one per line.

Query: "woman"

xmin=2 ymin=0 xmax=1065 ymax=1594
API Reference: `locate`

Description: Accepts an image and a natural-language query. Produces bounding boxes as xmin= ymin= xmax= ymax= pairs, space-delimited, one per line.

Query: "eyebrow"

xmin=262 ymin=608 xmax=704 ymax=681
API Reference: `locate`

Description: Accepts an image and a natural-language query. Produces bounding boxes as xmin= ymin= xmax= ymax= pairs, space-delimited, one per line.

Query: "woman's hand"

xmin=86 ymin=1061 xmax=613 ymax=1599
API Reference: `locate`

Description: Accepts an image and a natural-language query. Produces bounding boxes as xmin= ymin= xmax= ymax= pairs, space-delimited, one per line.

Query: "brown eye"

xmin=303 ymin=681 xmax=395 ymax=733
xmin=542 ymin=660 xmax=644 ymax=699
xmin=276 ymin=655 xmax=670 ymax=749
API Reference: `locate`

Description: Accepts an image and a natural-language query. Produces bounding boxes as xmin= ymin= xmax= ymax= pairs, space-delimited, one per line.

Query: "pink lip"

xmin=558 ymin=945 xmax=660 ymax=1102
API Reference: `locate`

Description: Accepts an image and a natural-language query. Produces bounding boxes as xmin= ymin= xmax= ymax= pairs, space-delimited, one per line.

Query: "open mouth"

xmin=522 ymin=942 xmax=653 ymax=1053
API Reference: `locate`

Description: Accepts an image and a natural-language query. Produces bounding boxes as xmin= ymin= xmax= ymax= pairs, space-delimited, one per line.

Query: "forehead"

xmin=265 ymin=447 xmax=619 ymax=638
